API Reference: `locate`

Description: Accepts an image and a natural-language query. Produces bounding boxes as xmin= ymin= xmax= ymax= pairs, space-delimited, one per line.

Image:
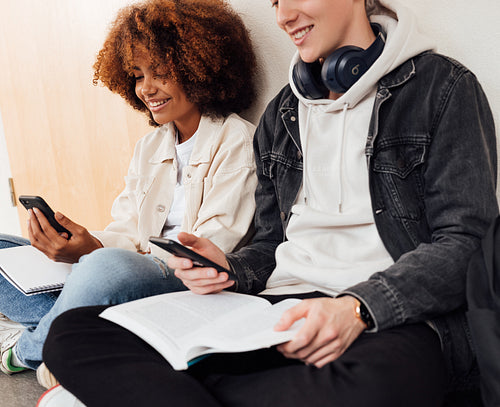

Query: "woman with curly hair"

xmin=0 ymin=0 xmax=257 ymax=382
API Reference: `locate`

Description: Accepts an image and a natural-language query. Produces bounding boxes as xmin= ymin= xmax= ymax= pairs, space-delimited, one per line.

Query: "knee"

xmin=63 ymin=248 xmax=154 ymax=302
xmin=80 ymin=247 xmax=135 ymax=265
xmin=43 ymin=306 xmax=107 ymax=377
xmin=70 ymin=247 xmax=141 ymax=284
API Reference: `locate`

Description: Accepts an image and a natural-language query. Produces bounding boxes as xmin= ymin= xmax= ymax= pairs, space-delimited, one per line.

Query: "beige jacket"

xmin=92 ymin=114 xmax=257 ymax=260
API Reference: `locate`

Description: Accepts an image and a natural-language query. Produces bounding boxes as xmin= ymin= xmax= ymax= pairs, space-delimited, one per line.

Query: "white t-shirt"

xmin=161 ymin=131 xmax=198 ymax=241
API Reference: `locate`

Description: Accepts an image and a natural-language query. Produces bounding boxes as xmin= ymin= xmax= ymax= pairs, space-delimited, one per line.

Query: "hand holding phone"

xmin=149 ymin=237 xmax=236 ymax=280
xmin=19 ymin=195 xmax=72 ymax=238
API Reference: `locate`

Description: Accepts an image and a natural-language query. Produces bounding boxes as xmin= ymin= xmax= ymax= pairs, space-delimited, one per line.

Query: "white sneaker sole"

xmin=37 ymin=385 xmax=86 ymax=407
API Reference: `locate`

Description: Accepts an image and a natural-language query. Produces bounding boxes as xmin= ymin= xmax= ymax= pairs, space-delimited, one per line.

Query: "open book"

xmin=0 ymin=245 xmax=71 ymax=295
xmin=100 ymin=291 xmax=304 ymax=370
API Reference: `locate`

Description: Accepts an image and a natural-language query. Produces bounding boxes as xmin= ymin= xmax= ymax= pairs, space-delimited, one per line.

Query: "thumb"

xmin=177 ymin=232 xmax=229 ymax=270
xmin=275 ymin=301 xmax=308 ymax=331
xmin=177 ymin=232 xmax=202 ymax=249
xmin=54 ymin=212 xmax=77 ymax=230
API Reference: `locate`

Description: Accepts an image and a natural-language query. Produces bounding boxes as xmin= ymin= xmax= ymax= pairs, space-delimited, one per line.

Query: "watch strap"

xmin=353 ymin=298 xmax=374 ymax=329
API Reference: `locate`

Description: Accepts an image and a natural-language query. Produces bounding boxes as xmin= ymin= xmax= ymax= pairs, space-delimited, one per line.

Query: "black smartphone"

xmin=149 ymin=237 xmax=236 ymax=280
xmin=18 ymin=195 xmax=72 ymax=238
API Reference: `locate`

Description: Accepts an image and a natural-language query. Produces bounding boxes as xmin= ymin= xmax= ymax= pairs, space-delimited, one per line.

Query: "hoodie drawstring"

xmin=337 ymin=103 xmax=349 ymax=213
xmin=303 ymin=106 xmax=313 ymax=205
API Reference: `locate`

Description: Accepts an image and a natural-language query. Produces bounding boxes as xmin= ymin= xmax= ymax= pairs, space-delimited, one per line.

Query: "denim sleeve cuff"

xmin=341 ymin=278 xmax=405 ymax=332
xmin=225 ymin=253 xmax=254 ymax=294
xmin=224 ymin=259 xmax=239 ymax=292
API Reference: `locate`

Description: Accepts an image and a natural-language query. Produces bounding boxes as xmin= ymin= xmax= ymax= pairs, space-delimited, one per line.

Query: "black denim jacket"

xmin=227 ymin=52 xmax=498 ymax=388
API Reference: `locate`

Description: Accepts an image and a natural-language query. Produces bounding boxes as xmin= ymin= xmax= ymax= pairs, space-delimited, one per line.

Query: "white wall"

xmin=0 ymin=0 xmax=498 ymax=235
xmin=404 ymin=0 xmax=500 ymax=152
xmin=230 ymin=0 xmax=295 ymax=124
xmin=0 ymin=111 xmax=21 ymax=235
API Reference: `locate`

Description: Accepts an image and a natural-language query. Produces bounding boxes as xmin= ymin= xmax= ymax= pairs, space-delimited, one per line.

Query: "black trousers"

xmin=44 ymin=302 xmax=447 ymax=407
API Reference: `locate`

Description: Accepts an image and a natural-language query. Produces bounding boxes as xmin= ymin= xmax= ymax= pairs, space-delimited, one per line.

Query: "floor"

xmin=0 ymin=370 xmax=45 ymax=407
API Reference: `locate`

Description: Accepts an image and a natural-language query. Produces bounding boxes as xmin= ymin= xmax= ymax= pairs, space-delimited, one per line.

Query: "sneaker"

xmin=0 ymin=314 xmax=24 ymax=329
xmin=37 ymin=385 xmax=86 ymax=407
xmin=0 ymin=328 xmax=27 ymax=375
xmin=37 ymin=362 xmax=60 ymax=389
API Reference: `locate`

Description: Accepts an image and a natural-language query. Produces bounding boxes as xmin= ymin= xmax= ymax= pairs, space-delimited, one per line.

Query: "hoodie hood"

xmin=289 ymin=0 xmax=436 ymax=110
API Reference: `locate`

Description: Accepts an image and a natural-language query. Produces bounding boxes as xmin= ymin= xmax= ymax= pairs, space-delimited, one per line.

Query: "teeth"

xmin=149 ymin=100 xmax=166 ymax=107
xmin=294 ymin=26 xmax=312 ymax=40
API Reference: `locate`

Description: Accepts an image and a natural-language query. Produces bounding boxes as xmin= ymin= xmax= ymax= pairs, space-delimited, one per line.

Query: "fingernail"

xmin=208 ymin=269 xmax=217 ymax=278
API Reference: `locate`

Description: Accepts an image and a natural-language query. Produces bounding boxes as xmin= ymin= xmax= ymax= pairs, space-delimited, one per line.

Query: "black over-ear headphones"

xmin=292 ymin=23 xmax=386 ymax=99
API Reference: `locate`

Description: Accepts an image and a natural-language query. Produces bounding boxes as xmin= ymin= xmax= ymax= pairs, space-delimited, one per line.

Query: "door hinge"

xmin=8 ymin=178 xmax=16 ymax=206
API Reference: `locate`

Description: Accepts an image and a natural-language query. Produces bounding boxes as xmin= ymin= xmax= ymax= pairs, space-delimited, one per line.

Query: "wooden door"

xmin=0 ymin=0 xmax=152 ymax=236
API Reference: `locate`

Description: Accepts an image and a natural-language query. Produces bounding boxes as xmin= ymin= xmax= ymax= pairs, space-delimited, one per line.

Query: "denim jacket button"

xmin=290 ymin=116 xmax=296 ymax=122
xmin=156 ymin=205 xmax=166 ymax=213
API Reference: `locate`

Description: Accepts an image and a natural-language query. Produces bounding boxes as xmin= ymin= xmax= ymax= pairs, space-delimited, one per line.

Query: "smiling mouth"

xmin=292 ymin=25 xmax=313 ymax=40
xmin=148 ymin=100 xmax=168 ymax=108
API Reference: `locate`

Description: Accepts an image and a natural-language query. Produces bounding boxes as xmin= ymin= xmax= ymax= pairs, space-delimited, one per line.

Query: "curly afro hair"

xmin=94 ymin=0 xmax=257 ymax=126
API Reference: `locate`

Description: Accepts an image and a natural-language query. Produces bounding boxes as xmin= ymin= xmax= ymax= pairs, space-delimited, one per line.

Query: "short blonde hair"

xmin=365 ymin=0 xmax=396 ymax=18
xmin=365 ymin=0 xmax=378 ymax=16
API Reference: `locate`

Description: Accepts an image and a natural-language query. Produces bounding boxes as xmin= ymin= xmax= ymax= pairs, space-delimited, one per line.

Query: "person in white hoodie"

xmin=41 ymin=0 xmax=497 ymax=406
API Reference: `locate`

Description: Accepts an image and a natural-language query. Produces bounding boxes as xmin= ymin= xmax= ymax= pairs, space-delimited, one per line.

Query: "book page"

xmin=0 ymin=245 xmax=71 ymax=295
xmin=185 ymin=298 xmax=303 ymax=360
xmin=100 ymin=291 xmax=271 ymax=369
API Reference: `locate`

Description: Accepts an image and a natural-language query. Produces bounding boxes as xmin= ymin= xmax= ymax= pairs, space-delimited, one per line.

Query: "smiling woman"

xmin=0 ymin=0 xmax=258 ymax=381
xmin=93 ymin=0 xmax=256 ymax=125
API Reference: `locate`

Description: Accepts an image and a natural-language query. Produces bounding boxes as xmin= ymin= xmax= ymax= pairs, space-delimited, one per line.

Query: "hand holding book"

xmin=99 ymin=291 xmax=304 ymax=370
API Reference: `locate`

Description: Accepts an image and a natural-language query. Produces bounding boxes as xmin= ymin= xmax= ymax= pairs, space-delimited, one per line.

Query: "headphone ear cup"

xmin=293 ymin=60 xmax=329 ymax=100
xmin=294 ymin=24 xmax=385 ymax=97
xmin=321 ymin=46 xmax=367 ymax=94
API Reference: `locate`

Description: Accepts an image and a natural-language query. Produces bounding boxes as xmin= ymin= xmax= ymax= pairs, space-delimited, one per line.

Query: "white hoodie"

xmin=262 ymin=0 xmax=435 ymax=296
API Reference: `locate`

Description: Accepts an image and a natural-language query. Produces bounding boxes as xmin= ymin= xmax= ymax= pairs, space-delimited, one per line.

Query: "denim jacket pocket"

xmin=262 ymin=151 xmax=302 ymax=214
xmin=372 ymin=136 xmax=429 ymax=221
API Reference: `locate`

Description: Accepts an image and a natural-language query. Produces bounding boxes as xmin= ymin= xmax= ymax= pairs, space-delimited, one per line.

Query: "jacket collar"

xmin=378 ymin=53 xmax=422 ymax=89
xmin=149 ymin=115 xmax=223 ymax=165
xmin=279 ymin=89 xmax=302 ymax=152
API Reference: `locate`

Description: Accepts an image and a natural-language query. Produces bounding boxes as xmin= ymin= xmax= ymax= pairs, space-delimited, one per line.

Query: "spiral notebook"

xmin=0 ymin=245 xmax=71 ymax=295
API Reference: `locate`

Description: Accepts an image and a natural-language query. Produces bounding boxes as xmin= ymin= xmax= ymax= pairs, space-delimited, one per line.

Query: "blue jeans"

xmin=0 ymin=234 xmax=186 ymax=369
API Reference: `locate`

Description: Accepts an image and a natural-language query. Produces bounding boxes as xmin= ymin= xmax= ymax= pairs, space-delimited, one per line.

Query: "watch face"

xmin=359 ymin=303 xmax=374 ymax=329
